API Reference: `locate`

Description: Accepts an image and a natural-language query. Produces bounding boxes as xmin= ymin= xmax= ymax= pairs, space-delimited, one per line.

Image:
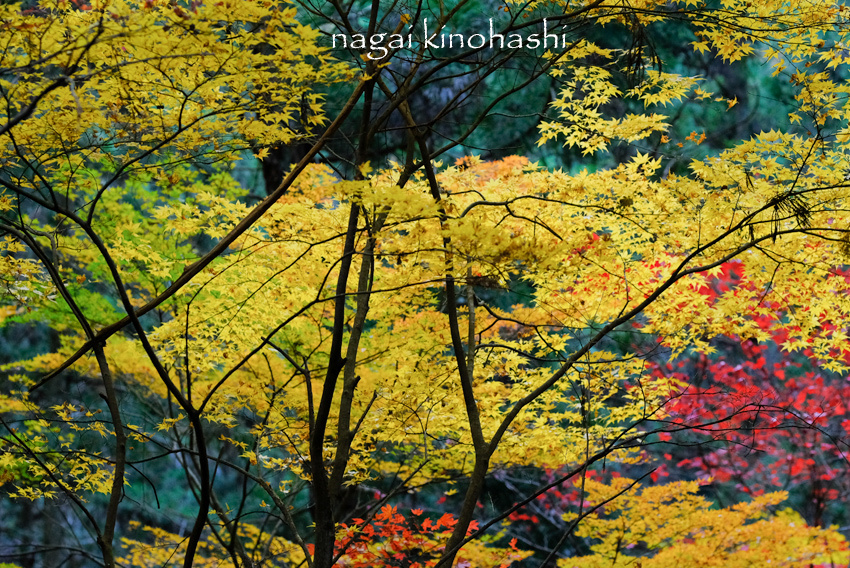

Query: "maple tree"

xmin=644 ymin=264 xmax=850 ymax=529
xmin=3 ymin=0 xmax=850 ymax=567
xmin=561 ymin=476 xmax=848 ymax=568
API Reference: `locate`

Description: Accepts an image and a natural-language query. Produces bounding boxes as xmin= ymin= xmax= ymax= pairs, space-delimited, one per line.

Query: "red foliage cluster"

xmin=329 ymin=504 xmax=488 ymax=568
xmin=651 ymin=262 xmax=850 ymax=526
xmin=500 ymin=260 xmax=850 ymax=554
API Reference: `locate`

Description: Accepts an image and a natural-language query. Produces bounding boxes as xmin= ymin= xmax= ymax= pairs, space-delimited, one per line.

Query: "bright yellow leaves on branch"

xmin=118 ymin=521 xmax=309 ymax=567
xmin=0 ymin=0 xmax=350 ymax=189
xmin=562 ymin=477 xmax=849 ymax=568
xmin=537 ymin=0 xmax=849 ymax=157
xmin=539 ymin=65 xmax=676 ymax=154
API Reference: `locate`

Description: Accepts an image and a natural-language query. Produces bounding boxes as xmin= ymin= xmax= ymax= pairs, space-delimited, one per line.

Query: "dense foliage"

xmin=3 ymin=0 xmax=850 ymax=567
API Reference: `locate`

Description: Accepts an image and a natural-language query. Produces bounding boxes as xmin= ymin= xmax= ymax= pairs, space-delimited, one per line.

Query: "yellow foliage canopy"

xmin=3 ymin=0 xmax=850 ymax=566
xmin=562 ymin=477 xmax=849 ymax=568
